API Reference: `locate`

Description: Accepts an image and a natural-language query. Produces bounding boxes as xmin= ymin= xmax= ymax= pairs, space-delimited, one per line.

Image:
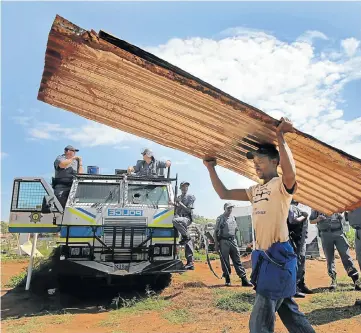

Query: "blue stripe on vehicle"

xmin=60 ymin=226 xmax=102 ymax=237
xmin=153 ymin=209 xmax=170 ymax=219
xmin=9 ymin=227 xmax=61 ymax=233
xmin=76 ymin=208 xmax=96 ymax=218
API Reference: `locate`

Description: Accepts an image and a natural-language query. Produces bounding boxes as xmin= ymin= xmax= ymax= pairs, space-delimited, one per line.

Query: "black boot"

xmin=241 ymin=276 xmax=253 ymax=287
xmin=330 ymin=277 xmax=337 ymax=290
xmin=184 ymin=262 xmax=194 ymax=270
xmin=225 ymin=275 xmax=231 ymax=286
xmin=298 ymin=283 xmax=313 ymax=294
xmin=179 ymin=235 xmax=191 ymax=245
xmin=351 ymin=273 xmax=361 ymax=290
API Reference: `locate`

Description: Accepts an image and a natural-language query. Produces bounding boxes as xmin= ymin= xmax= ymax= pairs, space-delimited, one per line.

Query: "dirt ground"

xmin=1 ymin=255 xmax=361 ymax=333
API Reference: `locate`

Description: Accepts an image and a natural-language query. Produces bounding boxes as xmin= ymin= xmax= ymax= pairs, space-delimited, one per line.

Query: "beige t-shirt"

xmin=246 ymin=176 xmax=297 ymax=251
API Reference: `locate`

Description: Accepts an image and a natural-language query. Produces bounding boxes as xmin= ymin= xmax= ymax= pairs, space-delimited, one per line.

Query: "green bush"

xmin=345 ymin=228 xmax=355 ymax=249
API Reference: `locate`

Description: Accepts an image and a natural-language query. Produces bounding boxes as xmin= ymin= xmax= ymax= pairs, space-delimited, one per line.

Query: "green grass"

xmin=0 ymin=253 xmax=28 ymax=263
xmin=3 ymin=318 xmax=42 ymax=333
xmin=214 ymin=290 xmax=255 ymax=313
xmin=100 ymin=296 xmax=170 ymax=327
xmin=163 ymin=308 xmax=192 ymax=324
xmin=5 ymin=269 xmax=28 ymax=288
xmin=179 ymin=249 xmax=219 ymax=262
xmin=302 ymin=290 xmax=357 ymax=312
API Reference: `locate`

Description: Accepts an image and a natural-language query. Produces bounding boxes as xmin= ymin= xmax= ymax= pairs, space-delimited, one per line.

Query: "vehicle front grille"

xmin=103 ymin=218 xmax=148 ymax=261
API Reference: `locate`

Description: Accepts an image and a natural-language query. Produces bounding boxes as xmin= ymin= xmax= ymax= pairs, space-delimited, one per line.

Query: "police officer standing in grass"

xmin=172 ymin=181 xmax=196 ymax=270
xmin=345 ymin=206 xmax=361 ymax=305
xmin=53 ymin=145 xmax=83 ymax=208
xmin=310 ymin=210 xmax=361 ymax=290
xmin=288 ymin=200 xmax=313 ymax=298
xmin=204 ymin=117 xmax=315 ymax=333
xmin=214 ymin=202 xmax=252 ymax=287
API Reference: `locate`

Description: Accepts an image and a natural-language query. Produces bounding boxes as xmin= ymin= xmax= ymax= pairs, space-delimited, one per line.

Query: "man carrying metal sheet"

xmin=172 ymin=181 xmax=196 ymax=270
xmin=204 ymin=118 xmax=315 ymax=333
xmin=345 ymin=206 xmax=361 ymax=305
xmin=53 ymin=145 xmax=83 ymax=208
xmin=127 ymin=148 xmax=171 ymax=177
xmin=310 ymin=210 xmax=361 ymax=290
xmin=288 ymin=200 xmax=313 ymax=298
xmin=214 ymin=202 xmax=252 ymax=287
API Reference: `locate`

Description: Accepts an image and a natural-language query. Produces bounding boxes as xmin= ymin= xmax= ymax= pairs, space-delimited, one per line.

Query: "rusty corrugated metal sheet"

xmin=38 ymin=15 xmax=361 ymax=215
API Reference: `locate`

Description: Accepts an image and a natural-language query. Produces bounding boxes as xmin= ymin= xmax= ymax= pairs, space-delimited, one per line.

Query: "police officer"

xmin=288 ymin=200 xmax=313 ymax=297
xmin=345 ymin=207 xmax=361 ymax=304
xmin=310 ymin=209 xmax=360 ymax=290
xmin=53 ymin=145 xmax=83 ymax=208
xmin=127 ymin=148 xmax=171 ymax=177
xmin=172 ymin=181 xmax=195 ymax=270
xmin=214 ymin=202 xmax=252 ymax=287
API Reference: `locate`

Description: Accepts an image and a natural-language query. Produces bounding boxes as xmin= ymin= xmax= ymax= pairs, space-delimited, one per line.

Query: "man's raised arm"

xmin=203 ymin=159 xmax=249 ymax=201
xmin=276 ymin=117 xmax=297 ymax=190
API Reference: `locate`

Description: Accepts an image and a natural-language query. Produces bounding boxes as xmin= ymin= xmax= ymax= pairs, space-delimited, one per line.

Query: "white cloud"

xmin=1 ymin=152 xmax=9 ymax=160
xmin=16 ymin=120 xmax=140 ymax=147
xmin=297 ymin=30 xmax=328 ymax=43
xmin=341 ymin=37 xmax=360 ymax=57
xmin=147 ymin=30 xmax=361 ymax=158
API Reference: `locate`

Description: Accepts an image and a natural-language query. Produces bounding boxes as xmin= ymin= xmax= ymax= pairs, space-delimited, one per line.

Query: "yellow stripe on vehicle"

xmin=9 ymin=223 xmax=59 ymax=228
xmin=58 ymin=237 xmax=95 ymax=243
xmin=148 ymin=224 xmax=174 ymax=228
xmin=152 ymin=210 xmax=174 ymax=225
xmin=68 ymin=207 xmax=96 ymax=224
xmin=152 ymin=237 xmax=175 ymax=242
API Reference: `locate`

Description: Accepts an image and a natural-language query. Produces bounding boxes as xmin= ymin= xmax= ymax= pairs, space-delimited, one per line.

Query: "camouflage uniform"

xmin=133 ymin=158 xmax=167 ymax=177
xmin=172 ymin=185 xmax=196 ymax=267
xmin=311 ymin=210 xmax=359 ymax=287
xmin=215 ymin=212 xmax=247 ymax=280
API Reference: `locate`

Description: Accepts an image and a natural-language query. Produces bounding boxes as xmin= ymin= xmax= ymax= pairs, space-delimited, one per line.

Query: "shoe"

xmin=225 ymin=276 xmax=231 ymax=286
xmin=354 ymin=279 xmax=361 ymax=291
xmin=241 ymin=277 xmax=253 ymax=287
xmin=355 ymin=299 xmax=361 ymax=306
xmin=294 ymin=290 xmax=306 ymax=298
xmin=298 ymin=284 xmax=313 ymax=294
xmin=179 ymin=236 xmax=190 ymax=245
xmin=184 ymin=263 xmax=194 ymax=270
xmin=329 ymin=277 xmax=337 ymax=290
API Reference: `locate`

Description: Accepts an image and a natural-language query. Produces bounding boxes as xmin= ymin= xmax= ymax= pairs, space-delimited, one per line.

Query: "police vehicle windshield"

xmin=127 ymin=184 xmax=169 ymax=206
xmin=74 ymin=183 xmax=120 ymax=203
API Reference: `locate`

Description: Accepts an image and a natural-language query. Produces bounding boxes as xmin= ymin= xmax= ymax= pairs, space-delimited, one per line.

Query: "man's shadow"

xmin=307 ymin=304 xmax=361 ymax=325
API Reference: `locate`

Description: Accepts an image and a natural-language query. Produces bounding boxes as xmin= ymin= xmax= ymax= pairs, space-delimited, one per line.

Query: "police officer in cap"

xmin=345 ymin=207 xmax=361 ymax=305
xmin=53 ymin=145 xmax=83 ymax=207
xmin=214 ymin=202 xmax=252 ymax=287
xmin=127 ymin=148 xmax=171 ymax=177
xmin=172 ymin=181 xmax=196 ymax=270
xmin=310 ymin=209 xmax=361 ymax=290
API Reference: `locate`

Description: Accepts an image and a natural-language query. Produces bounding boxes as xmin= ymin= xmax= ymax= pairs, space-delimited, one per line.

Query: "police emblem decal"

xmin=29 ymin=212 xmax=42 ymax=223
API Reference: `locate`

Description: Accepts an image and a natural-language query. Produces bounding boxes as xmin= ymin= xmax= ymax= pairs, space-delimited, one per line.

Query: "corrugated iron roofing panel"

xmin=38 ymin=15 xmax=361 ymax=214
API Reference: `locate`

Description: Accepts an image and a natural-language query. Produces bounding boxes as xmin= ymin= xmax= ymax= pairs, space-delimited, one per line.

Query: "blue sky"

xmin=1 ymin=1 xmax=361 ymax=221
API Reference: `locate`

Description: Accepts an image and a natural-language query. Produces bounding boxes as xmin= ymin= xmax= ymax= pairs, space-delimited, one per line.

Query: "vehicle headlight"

xmin=70 ymin=247 xmax=80 ymax=256
xmin=82 ymin=247 xmax=90 ymax=256
xmin=161 ymin=246 xmax=170 ymax=255
xmin=153 ymin=246 xmax=161 ymax=255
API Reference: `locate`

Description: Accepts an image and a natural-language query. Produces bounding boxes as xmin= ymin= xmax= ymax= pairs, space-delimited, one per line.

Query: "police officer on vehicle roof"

xmin=127 ymin=148 xmax=171 ymax=177
xmin=288 ymin=200 xmax=313 ymax=298
xmin=214 ymin=202 xmax=252 ymax=287
xmin=310 ymin=209 xmax=361 ymax=291
xmin=172 ymin=181 xmax=196 ymax=270
xmin=345 ymin=206 xmax=361 ymax=306
xmin=53 ymin=145 xmax=83 ymax=208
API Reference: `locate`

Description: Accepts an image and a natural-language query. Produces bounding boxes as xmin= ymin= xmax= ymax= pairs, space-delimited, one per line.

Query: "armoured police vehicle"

xmin=9 ymin=168 xmax=185 ymax=287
